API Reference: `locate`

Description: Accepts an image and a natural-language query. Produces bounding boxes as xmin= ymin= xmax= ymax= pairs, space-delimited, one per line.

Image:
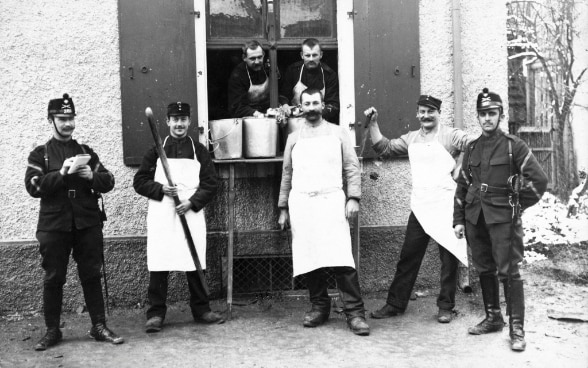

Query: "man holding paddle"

xmin=134 ymin=101 xmax=223 ymax=333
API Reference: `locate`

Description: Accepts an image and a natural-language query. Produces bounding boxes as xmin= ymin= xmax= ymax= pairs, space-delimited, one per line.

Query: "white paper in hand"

xmin=67 ymin=154 xmax=91 ymax=174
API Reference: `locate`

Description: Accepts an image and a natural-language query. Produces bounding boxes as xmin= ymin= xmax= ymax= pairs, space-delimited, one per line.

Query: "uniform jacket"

xmin=278 ymin=60 xmax=340 ymax=123
xmin=453 ymin=129 xmax=548 ymax=226
xmin=133 ymin=136 xmax=218 ymax=212
xmin=25 ymin=138 xmax=115 ymax=232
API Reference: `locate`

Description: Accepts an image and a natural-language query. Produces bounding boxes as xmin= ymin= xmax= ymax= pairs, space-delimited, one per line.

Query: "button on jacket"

xmin=453 ymin=129 xmax=548 ymax=226
xmin=25 ymin=138 xmax=114 ymax=232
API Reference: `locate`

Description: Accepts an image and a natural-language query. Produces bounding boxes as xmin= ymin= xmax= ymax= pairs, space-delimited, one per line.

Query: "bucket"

xmin=286 ymin=117 xmax=306 ymax=135
xmin=243 ymin=117 xmax=278 ymax=158
xmin=280 ymin=117 xmax=305 ymax=148
xmin=209 ymin=118 xmax=242 ymax=159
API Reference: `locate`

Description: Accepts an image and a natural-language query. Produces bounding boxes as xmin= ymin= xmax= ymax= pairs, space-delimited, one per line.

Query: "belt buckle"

xmin=68 ymin=189 xmax=76 ymax=198
xmin=480 ymin=184 xmax=488 ymax=193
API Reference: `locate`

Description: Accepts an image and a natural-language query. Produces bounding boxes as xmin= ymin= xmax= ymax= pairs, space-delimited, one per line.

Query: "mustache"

xmin=420 ymin=117 xmax=434 ymax=122
xmin=303 ymin=111 xmax=321 ymax=117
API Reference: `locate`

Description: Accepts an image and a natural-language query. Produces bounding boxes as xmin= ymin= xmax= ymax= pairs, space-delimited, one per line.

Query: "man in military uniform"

xmin=453 ymin=88 xmax=548 ymax=351
xmin=133 ymin=102 xmax=223 ymax=333
xmin=25 ymin=94 xmax=123 ymax=350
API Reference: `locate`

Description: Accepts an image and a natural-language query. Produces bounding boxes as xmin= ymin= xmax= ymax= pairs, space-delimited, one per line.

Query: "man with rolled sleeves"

xmin=25 ymin=93 xmax=123 ymax=350
xmin=366 ymin=95 xmax=472 ymax=323
xmin=134 ymin=102 xmax=223 ymax=333
xmin=278 ymin=88 xmax=369 ymax=336
xmin=453 ymin=88 xmax=548 ymax=351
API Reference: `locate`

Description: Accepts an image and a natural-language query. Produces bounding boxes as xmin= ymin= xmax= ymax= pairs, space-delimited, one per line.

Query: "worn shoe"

xmin=34 ymin=328 xmax=62 ymax=351
xmin=89 ymin=323 xmax=124 ymax=344
xmin=369 ymin=304 xmax=403 ymax=319
xmin=437 ymin=308 xmax=453 ymax=323
xmin=347 ymin=316 xmax=370 ymax=336
xmin=303 ymin=310 xmax=329 ymax=327
xmin=145 ymin=316 xmax=163 ymax=333
xmin=468 ymin=309 xmax=504 ymax=335
xmin=510 ymin=322 xmax=526 ymax=351
xmin=194 ymin=311 xmax=225 ymax=324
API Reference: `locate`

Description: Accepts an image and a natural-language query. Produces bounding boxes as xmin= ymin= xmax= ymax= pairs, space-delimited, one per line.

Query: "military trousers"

xmin=465 ymin=211 xmax=524 ymax=281
xmin=37 ymin=225 xmax=105 ymax=328
xmin=386 ymin=212 xmax=459 ymax=312
xmin=306 ymin=266 xmax=366 ymax=318
xmin=146 ymin=271 xmax=211 ymax=321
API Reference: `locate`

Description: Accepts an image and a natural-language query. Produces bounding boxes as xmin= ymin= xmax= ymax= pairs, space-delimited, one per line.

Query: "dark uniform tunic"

xmin=279 ymin=60 xmax=340 ymax=123
xmin=227 ymin=62 xmax=270 ymax=118
xmin=453 ymin=129 xmax=548 ymax=280
xmin=133 ymin=136 xmax=218 ymax=319
xmin=25 ymin=138 xmax=114 ymax=328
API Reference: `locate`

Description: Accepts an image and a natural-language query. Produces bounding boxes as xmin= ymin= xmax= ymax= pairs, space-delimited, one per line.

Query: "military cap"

xmin=167 ymin=101 xmax=190 ymax=117
xmin=477 ymin=88 xmax=503 ymax=111
xmin=417 ymin=95 xmax=442 ymax=111
xmin=48 ymin=93 xmax=76 ymax=116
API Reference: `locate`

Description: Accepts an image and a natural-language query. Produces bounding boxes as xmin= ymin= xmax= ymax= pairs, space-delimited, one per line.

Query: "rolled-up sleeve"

xmin=339 ymin=126 xmax=361 ymax=200
xmin=372 ymin=133 xmax=410 ymax=158
xmin=278 ymin=134 xmax=295 ymax=208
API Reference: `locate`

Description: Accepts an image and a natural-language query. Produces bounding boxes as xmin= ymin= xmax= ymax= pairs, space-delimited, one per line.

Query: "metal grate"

xmin=227 ymin=255 xmax=336 ymax=295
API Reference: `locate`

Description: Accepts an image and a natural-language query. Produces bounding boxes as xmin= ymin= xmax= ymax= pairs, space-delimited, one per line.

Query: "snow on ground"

xmin=522 ymin=192 xmax=588 ymax=263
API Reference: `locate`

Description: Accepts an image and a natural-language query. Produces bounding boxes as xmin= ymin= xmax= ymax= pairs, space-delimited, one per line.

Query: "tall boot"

xmin=509 ymin=279 xmax=526 ymax=351
xmin=502 ymin=280 xmax=510 ymax=316
xmin=468 ymin=274 xmax=504 ymax=335
xmin=35 ymin=284 xmax=64 ymax=351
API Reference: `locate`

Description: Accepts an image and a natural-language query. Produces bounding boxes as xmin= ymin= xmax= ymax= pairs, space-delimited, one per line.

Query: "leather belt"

xmin=480 ymin=183 xmax=510 ymax=195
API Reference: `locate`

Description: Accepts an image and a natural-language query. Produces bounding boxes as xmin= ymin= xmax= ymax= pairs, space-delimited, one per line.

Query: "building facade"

xmin=0 ymin=0 xmax=507 ymax=311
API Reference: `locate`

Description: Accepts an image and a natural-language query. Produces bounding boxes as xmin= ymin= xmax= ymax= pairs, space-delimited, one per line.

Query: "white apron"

xmin=146 ymin=137 xmax=207 ymax=271
xmin=289 ymin=126 xmax=356 ymax=276
xmin=408 ymin=133 xmax=469 ymax=266
xmin=291 ymin=65 xmax=326 ymax=106
xmin=246 ymin=67 xmax=270 ymax=105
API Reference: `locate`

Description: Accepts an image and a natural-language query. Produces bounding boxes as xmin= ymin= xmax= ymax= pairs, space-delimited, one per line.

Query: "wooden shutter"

xmin=119 ymin=0 xmax=198 ymax=165
xmin=353 ymin=0 xmax=420 ymax=157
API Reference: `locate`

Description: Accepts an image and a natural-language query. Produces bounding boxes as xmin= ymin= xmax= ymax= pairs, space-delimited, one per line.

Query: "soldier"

xmin=133 ymin=102 xmax=222 ymax=332
xmin=25 ymin=93 xmax=123 ymax=351
xmin=453 ymin=88 xmax=548 ymax=351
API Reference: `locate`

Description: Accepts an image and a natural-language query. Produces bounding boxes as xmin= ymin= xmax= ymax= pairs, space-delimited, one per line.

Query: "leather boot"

xmin=468 ymin=274 xmax=504 ymax=335
xmin=502 ymin=280 xmax=510 ymax=316
xmin=89 ymin=322 xmax=124 ymax=344
xmin=509 ymin=279 xmax=526 ymax=351
xmin=34 ymin=327 xmax=62 ymax=351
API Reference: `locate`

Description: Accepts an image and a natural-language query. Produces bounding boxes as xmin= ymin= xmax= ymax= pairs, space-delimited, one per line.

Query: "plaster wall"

xmin=0 ymin=0 xmax=508 ymax=311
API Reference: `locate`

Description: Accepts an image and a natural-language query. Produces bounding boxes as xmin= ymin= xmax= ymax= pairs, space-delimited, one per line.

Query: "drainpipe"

xmin=452 ymin=0 xmax=471 ymax=292
xmin=452 ymin=0 xmax=464 ymax=129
